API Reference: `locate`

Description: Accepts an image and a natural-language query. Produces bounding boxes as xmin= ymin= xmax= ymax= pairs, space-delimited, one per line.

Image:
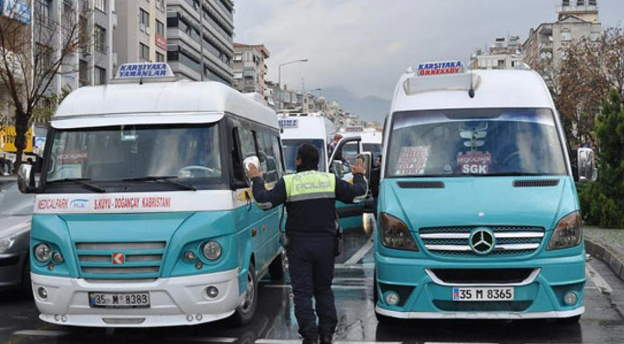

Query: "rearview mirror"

xmin=577 ymin=148 xmax=597 ymax=182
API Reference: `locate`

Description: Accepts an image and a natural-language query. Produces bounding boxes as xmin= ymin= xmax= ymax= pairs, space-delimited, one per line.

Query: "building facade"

xmin=523 ymin=0 xmax=601 ymax=72
xmin=166 ymin=0 xmax=234 ymax=84
xmin=471 ymin=35 xmax=524 ymax=70
xmin=114 ymin=0 xmax=167 ymax=72
xmin=232 ymin=43 xmax=270 ymax=97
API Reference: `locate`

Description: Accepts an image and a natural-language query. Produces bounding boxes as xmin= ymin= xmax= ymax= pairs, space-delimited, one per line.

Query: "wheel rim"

xmin=239 ymin=270 xmax=255 ymax=313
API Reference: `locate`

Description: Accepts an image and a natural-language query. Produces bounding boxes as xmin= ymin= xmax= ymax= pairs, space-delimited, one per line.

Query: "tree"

xmin=553 ymin=27 xmax=624 ymax=146
xmin=0 ymin=1 xmax=90 ymax=171
xmin=579 ymin=90 xmax=624 ymax=228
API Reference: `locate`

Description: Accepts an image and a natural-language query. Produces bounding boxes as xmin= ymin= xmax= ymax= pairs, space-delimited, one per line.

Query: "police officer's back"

xmin=247 ymin=143 xmax=367 ymax=344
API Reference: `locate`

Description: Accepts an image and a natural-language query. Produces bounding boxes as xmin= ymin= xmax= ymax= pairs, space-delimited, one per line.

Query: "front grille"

xmin=397 ymin=181 xmax=445 ymax=189
xmin=513 ymin=179 xmax=560 ymax=188
xmin=76 ymin=241 xmax=166 ymax=279
xmin=419 ymin=226 xmax=544 ymax=258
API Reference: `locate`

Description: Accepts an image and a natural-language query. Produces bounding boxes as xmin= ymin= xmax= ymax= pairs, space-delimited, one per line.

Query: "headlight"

xmin=547 ymin=211 xmax=582 ymax=251
xmin=0 ymin=235 xmax=16 ymax=254
xmin=201 ymin=241 xmax=222 ymax=260
xmin=34 ymin=243 xmax=52 ymax=262
xmin=380 ymin=213 xmax=418 ymax=251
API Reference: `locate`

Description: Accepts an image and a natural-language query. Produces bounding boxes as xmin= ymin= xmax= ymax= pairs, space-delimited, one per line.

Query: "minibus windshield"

xmin=282 ymin=139 xmax=326 ymax=174
xmin=45 ymin=123 xmax=222 ymax=186
xmin=387 ymin=108 xmax=566 ymax=178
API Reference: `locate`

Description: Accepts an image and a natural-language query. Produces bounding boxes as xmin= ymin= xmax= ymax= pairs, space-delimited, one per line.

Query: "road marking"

xmin=344 ymin=239 xmax=375 ymax=265
xmin=335 ymin=263 xmax=374 ymax=270
xmin=586 ymin=262 xmax=613 ymax=295
xmin=264 ymin=284 xmax=368 ymax=290
xmin=14 ymin=330 xmax=68 ymax=337
xmin=0 ymin=327 xmax=14 ymax=331
xmin=165 ymin=337 xmax=237 ymax=343
xmin=256 ymin=340 xmax=401 ymax=344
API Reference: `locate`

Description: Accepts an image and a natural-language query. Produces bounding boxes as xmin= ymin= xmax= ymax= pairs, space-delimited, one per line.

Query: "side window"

xmin=231 ymin=127 xmax=246 ymax=185
xmin=271 ymin=135 xmax=284 ymax=178
xmin=239 ymin=125 xmax=256 ymax=159
xmin=256 ymin=130 xmax=280 ymax=183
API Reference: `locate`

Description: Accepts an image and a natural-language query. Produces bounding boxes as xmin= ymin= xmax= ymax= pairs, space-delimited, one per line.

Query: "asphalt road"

xmin=1 ymin=221 xmax=623 ymax=344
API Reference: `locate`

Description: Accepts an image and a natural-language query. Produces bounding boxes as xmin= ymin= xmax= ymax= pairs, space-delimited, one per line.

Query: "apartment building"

xmin=524 ymin=0 xmax=601 ymax=71
xmin=232 ymin=43 xmax=270 ymax=97
xmin=114 ymin=0 xmax=167 ymax=72
xmin=471 ymin=35 xmax=524 ymax=70
xmin=166 ymin=0 xmax=234 ymax=84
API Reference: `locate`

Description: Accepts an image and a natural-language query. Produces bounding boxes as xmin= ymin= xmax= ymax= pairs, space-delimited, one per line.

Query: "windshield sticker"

xmin=458 ymin=152 xmax=492 ymax=174
xmin=57 ymin=150 xmax=88 ymax=163
xmin=395 ymin=146 xmax=430 ymax=175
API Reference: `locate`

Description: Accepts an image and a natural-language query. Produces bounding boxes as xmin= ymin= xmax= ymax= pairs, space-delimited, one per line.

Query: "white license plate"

xmin=89 ymin=292 xmax=150 ymax=308
xmin=452 ymin=287 xmax=514 ymax=301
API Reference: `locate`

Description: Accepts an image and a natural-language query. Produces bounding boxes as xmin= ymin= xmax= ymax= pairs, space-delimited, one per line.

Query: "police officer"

xmin=247 ymin=143 xmax=367 ymax=344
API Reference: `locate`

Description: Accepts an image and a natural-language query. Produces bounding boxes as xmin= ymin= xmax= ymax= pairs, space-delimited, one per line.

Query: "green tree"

xmin=579 ymin=90 xmax=624 ymax=228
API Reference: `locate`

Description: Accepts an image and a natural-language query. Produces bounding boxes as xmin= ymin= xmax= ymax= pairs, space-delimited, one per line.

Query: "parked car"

xmin=0 ymin=176 xmax=34 ymax=297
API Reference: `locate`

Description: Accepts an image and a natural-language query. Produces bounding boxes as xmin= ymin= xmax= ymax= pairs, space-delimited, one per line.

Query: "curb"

xmin=585 ymin=236 xmax=624 ymax=282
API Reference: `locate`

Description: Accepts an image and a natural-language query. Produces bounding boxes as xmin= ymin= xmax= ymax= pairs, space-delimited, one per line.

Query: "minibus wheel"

xmin=231 ymin=262 xmax=258 ymax=326
xmin=268 ymin=251 xmax=285 ymax=280
xmin=20 ymin=256 xmax=32 ymax=299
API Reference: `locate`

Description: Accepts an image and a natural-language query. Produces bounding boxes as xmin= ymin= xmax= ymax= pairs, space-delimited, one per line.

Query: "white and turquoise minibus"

xmin=18 ymin=63 xmax=286 ymax=327
xmin=374 ymin=61 xmax=596 ymax=322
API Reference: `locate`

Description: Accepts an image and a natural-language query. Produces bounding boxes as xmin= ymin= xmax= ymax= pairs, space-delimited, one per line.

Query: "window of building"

xmin=94 ymin=25 xmax=106 ymax=53
xmin=561 ymin=30 xmax=571 ymax=41
xmin=94 ymin=66 xmax=106 ymax=85
xmin=234 ymin=53 xmax=242 ymax=62
xmin=156 ymin=52 xmax=165 ymax=62
xmin=140 ymin=9 xmax=149 ymax=31
xmin=79 ymin=59 xmax=90 ymax=86
xmin=36 ymin=0 xmax=52 ymax=26
xmin=156 ymin=20 xmax=165 ymax=36
xmin=140 ymin=43 xmax=150 ymax=61
xmin=156 ymin=0 xmax=164 ymax=11
xmin=577 ymin=0 xmax=584 ymax=6
xmin=243 ymin=51 xmax=254 ymax=62
xmin=94 ymin=0 xmax=106 ymax=12
xmin=35 ymin=43 xmax=53 ymax=72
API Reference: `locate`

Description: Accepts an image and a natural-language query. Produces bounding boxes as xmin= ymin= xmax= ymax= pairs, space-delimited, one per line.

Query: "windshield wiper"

xmin=122 ymin=176 xmax=197 ymax=191
xmin=47 ymin=178 xmax=107 ymax=193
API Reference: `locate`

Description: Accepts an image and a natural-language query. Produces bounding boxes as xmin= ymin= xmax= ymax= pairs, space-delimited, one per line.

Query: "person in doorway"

xmin=369 ymin=155 xmax=382 ymax=216
xmin=247 ymin=143 xmax=367 ymax=344
xmin=327 ymin=134 xmax=343 ymax=158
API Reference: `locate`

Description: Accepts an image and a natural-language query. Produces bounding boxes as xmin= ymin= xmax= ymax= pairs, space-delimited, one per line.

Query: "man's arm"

xmin=251 ymin=177 xmax=287 ymax=209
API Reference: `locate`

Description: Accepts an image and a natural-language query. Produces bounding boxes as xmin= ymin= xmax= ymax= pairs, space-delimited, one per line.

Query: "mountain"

xmin=320 ymin=87 xmax=390 ymax=123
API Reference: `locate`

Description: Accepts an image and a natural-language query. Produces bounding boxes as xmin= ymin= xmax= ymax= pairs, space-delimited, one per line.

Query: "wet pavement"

xmin=1 ymin=223 xmax=624 ymax=344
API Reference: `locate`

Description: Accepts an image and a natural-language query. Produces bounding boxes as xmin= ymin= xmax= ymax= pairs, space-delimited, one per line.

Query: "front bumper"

xmin=375 ymin=252 xmax=586 ymax=319
xmin=32 ymin=268 xmax=242 ymax=327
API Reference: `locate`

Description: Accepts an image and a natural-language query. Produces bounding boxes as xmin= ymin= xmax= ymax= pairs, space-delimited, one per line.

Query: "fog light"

xmin=195 ymin=314 xmax=203 ymax=321
xmin=564 ymin=291 xmax=578 ymax=305
xmin=38 ymin=287 xmax=48 ymax=299
xmin=52 ymin=252 xmax=64 ymax=264
xmin=186 ymin=315 xmax=194 ymax=322
xmin=183 ymin=251 xmax=196 ymax=263
xmin=54 ymin=314 xmax=60 ymax=321
xmin=61 ymin=315 xmax=67 ymax=322
xmin=385 ymin=292 xmax=400 ymax=306
xmin=206 ymin=286 xmax=219 ymax=298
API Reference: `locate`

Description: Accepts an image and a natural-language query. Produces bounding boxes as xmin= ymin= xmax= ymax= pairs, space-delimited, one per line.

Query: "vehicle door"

xmin=328 ymin=136 xmax=371 ymax=230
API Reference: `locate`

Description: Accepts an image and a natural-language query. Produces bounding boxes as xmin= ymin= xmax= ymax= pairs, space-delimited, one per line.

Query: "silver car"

xmin=0 ymin=176 xmax=34 ymax=296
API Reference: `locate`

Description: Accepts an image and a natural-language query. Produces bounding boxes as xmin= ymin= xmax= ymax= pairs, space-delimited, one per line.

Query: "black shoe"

xmin=302 ymin=337 xmax=318 ymax=344
xmin=320 ymin=335 xmax=333 ymax=344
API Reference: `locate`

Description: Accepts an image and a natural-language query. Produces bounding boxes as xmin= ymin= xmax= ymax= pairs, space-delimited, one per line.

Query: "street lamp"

xmin=278 ymin=59 xmax=308 ymax=109
xmin=308 ymin=88 xmax=322 ymax=96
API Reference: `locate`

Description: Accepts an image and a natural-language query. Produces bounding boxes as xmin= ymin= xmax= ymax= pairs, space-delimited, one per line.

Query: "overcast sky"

xmin=234 ymin=0 xmax=624 ymax=100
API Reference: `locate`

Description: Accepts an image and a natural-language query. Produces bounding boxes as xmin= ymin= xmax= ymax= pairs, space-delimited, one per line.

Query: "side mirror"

xmin=577 ymin=147 xmax=597 ymax=183
xmin=17 ymin=164 xmax=35 ymax=193
xmin=332 ymin=160 xmax=345 ymax=178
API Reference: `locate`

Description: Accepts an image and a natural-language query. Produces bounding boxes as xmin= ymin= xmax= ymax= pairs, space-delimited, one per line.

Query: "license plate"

xmin=89 ymin=292 xmax=150 ymax=308
xmin=452 ymin=287 xmax=514 ymax=301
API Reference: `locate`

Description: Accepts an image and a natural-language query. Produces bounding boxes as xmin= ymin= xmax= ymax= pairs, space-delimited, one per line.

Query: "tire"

xmin=230 ymin=262 xmax=258 ymax=326
xmin=268 ymin=251 xmax=285 ymax=281
xmin=20 ymin=256 xmax=33 ymax=299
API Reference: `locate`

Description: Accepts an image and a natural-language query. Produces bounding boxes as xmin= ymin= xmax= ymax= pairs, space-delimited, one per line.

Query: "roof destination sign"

xmin=417 ymin=61 xmax=464 ymax=76
xmin=115 ymin=62 xmax=175 ymax=79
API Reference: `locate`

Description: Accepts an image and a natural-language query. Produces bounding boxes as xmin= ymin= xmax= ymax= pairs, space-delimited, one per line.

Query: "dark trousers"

xmin=287 ymin=237 xmax=337 ymax=340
